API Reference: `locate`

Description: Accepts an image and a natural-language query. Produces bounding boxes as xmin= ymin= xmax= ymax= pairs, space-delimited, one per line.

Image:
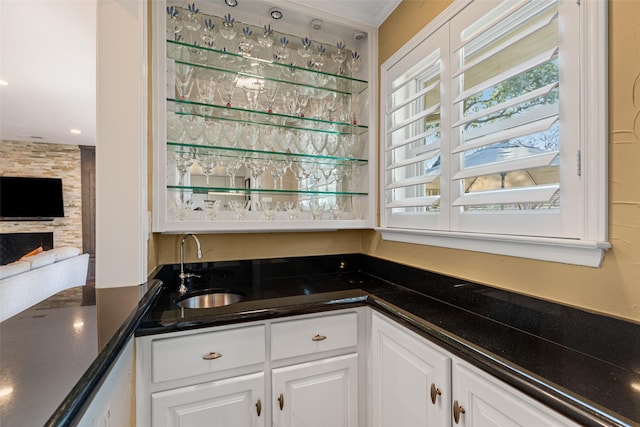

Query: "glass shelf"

xmin=167 ymin=142 xmax=368 ymax=166
xmin=167 ymin=185 xmax=367 ymax=197
xmin=167 ymin=99 xmax=368 ymax=136
xmin=167 ymin=40 xmax=368 ymax=95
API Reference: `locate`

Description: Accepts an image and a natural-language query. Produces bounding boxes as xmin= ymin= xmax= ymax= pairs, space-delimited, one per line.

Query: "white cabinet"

xmin=370 ymin=311 xmax=579 ymax=427
xmin=136 ymin=322 xmax=267 ymax=426
xmin=452 ymin=360 xmax=579 ymax=427
xmin=151 ymin=372 xmax=264 ymax=427
xmin=136 ymin=309 xmax=363 ymax=427
xmin=272 ymin=354 xmax=358 ymax=427
xmin=371 ymin=311 xmax=451 ymax=426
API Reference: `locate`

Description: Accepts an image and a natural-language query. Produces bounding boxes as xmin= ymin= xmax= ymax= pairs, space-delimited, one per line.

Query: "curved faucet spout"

xmin=178 ymin=234 xmax=203 ymax=295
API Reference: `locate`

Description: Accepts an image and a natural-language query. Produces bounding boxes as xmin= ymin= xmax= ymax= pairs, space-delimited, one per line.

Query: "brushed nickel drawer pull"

xmin=278 ymin=393 xmax=284 ymax=410
xmin=453 ymin=400 xmax=465 ymax=424
xmin=430 ymin=383 xmax=441 ymax=404
xmin=202 ymin=351 xmax=222 ymax=360
xmin=312 ymin=334 xmax=327 ymax=341
xmin=256 ymin=399 xmax=262 ymax=416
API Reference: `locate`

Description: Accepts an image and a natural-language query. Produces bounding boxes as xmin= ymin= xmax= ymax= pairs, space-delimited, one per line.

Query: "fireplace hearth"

xmin=0 ymin=232 xmax=54 ymax=265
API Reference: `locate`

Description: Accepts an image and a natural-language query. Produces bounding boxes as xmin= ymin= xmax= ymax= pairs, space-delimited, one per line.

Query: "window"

xmin=380 ymin=0 xmax=609 ymax=267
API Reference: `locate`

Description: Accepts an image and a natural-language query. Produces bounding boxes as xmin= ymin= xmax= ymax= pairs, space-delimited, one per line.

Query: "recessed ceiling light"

xmin=0 ymin=79 xmax=8 ymax=86
xmin=225 ymin=0 xmax=238 ymax=7
xmin=70 ymin=129 xmax=82 ymax=135
xmin=270 ymin=8 xmax=283 ymax=19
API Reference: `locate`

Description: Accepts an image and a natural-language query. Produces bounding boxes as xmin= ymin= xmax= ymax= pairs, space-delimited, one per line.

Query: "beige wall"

xmin=0 ymin=140 xmax=83 ymax=248
xmin=151 ymin=0 xmax=640 ymax=324
xmin=363 ymin=0 xmax=640 ymax=324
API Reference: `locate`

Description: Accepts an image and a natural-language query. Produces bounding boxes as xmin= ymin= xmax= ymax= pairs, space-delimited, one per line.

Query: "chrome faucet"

xmin=178 ymin=233 xmax=202 ymax=295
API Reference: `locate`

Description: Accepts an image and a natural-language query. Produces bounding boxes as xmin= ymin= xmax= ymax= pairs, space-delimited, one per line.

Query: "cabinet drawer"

xmin=271 ymin=312 xmax=358 ymax=361
xmin=151 ymin=325 xmax=265 ymax=383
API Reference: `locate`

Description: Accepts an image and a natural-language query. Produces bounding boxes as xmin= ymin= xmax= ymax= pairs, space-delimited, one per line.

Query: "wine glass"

xmin=262 ymin=80 xmax=279 ymax=114
xmin=202 ymin=119 xmax=221 ymax=145
xmin=183 ymin=3 xmax=201 ymax=32
xmin=312 ymin=45 xmax=326 ymax=71
xmin=284 ymin=201 xmax=300 ymax=220
xmin=230 ymin=199 xmax=250 ymax=220
xmin=221 ymin=155 xmax=245 ymax=188
xmin=238 ymin=26 xmax=254 ymax=55
xmin=281 ymin=90 xmax=298 ymax=117
xmin=195 ymin=149 xmax=219 ymax=185
xmin=175 ymin=63 xmax=194 ymax=101
xmin=167 ymin=113 xmax=184 ymax=142
xmin=274 ymin=36 xmax=290 ymax=61
xmin=219 ymin=13 xmax=237 ymax=40
xmin=320 ymin=163 xmax=336 ymax=192
xmin=324 ymin=92 xmax=339 ymax=122
xmin=330 ymin=200 xmax=345 ymax=220
xmin=259 ymin=126 xmax=277 ymax=151
xmin=218 ymin=73 xmax=238 ymax=109
xmin=242 ymin=124 xmax=260 ymax=149
xmin=296 ymin=87 xmax=310 ymax=117
xmin=183 ymin=115 xmax=204 ymax=143
xmin=166 ymin=5 xmax=183 ymax=38
xmin=174 ymin=149 xmax=195 ymax=186
xmin=258 ymin=200 xmax=279 ymax=220
xmin=221 ymin=122 xmax=242 ymax=147
xmin=203 ymin=199 xmax=221 ymax=220
xmin=258 ymin=24 xmax=274 ymax=48
xmin=311 ymin=133 xmax=327 ymax=155
xmin=349 ymin=51 xmax=362 ymax=76
xmin=298 ymin=36 xmax=312 ymax=58
xmin=246 ymin=155 xmax=268 ymax=189
xmin=310 ymin=91 xmax=326 ymax=120
xmin=269 ymin=156 xmax=292 ymax=190
xmin=196 ymin=73 xmax=216 ymax=114
xmin=201 ymin=17 xmax=216 ymax=49
xmin=309 ymin=198 xmax=325 ymax=220
xmin=331 ymin=41 xmax=347 ymax=75
xmin=242 ymin=82 xmax=262 ymax=111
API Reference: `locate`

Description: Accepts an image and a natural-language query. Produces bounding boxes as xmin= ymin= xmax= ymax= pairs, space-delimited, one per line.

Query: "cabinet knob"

xmin=429 ymin=383 xmax=442 ymax=404
xmin=453 ymin=400 xmax=466 ymax=424
xmin=256 ymin=399 xmax=262 ymax=416
xmin=277 ymin=393 xmax=285 ymax=410
xmin=312 ymin=334 xmax=327 ymax=341
xmin=202 ymin=351 xmax=222 ymax=360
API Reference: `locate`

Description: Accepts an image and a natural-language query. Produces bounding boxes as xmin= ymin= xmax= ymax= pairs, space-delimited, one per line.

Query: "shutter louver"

xmin=452 ymin=0 xmax=561 ymax=212
xmin=384 ymin=47 xmax=443 ymax=220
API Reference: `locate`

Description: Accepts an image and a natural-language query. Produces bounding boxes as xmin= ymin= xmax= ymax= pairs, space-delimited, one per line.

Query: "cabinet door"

xmin=151 ymin=372 xmax=265 ymax=427
xmin=272 ymin=353 xmax=358 ymax=427
xmin=453 ymin=360 xmax=579 ymax=427
xmin=371 ymin=312 xmax=451 ymax=427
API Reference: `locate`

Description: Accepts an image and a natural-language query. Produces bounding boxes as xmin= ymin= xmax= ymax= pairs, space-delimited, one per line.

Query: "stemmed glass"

xmin=242 ymin=82 xmax=262 ymax=111
xmin=183 ymin=115 xmax=204 ymax=143
xmin=218 ymin=73 xmax=238 ymax=110
xmin=331 ymin=41 xmax=347 ymax=75
xmin=312 ymin=45 xmax=326 ymax=71
xmin=166 ymin=5 xmax=183 ymax=38
xmin=349 ymin=51 xmax=362 ymax=76
xmin=259 ymin=200 xmax=279 ymax=220
xmin=167 ymin=113 xmax=184 ymax=142
xmin=238 ymin=27 xmax=254 ymax=55
xmin=175 ymin=64 xmax=194 ymax=101
xmin=269 ymin=156 xmax=292 ymax=190
xmin=175 ymin=149 xmax=195 ymax=186
xmin=242 ymin=124 xmax=260 ymax=149
xmin=203 ymin=199 xmax=221 ymax=220
xmin=195 ymin=149 xmax=219 ymax=185
xmin=296 ymin=87 xmax=310 ymax=117
xmin=230 ymin=199 xmax=250 ymax=220
xmin=281 ymin=90 xmax=298 ymax=117
xmin=298 ymin=36 xmax=313 ymax=58
xmin=274 ymin=36 xmax=290 ymax=61
xmin=246 ymin=155 xmax=268 ymax=189
xmin=221 ymin=122 xmax=242 ymax=147
xmin=284 ymin=201 xmax=300 ymax=220
xmin=183 ymin=3 xmax=201 ymax=33
xmin=311 ymin=133 xmax=327 ymax=155
xmin=202 ymin=119 xmax=221 ymax=145
xmin=262 ymin=80 xmax=279 ymax=114
xmin=219 ymin=13 xmax=237 ymax=41
xmin=320 ymin=163 xmax=336 ymax=192
xmin=259 ymin=126 xmax=277 ymax=151
xmin=324 ymin=92 xmax=339 ymax=122
xmin=201 ymin=17 xmax=216 ymax=49
xmin=309 ymin=198 xmax=325 ymax=220
xmin=330 ymin=200 xmax=345 ymax=220
xmin=196 ymin=73 xmax=216 ymax=114
xmin=310 ymin=91 xmax=326 ymax=120
xmin=258 ymin=24 xmax=274 ymax=48
xmin=220 ymin=155 xmax=245 ymax=188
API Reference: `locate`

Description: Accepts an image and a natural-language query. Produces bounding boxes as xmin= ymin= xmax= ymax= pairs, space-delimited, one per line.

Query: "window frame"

xmin=378 ymin=0 xmax=610 ymax=267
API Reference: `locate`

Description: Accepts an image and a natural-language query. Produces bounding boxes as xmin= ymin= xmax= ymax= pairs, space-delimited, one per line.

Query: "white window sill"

xmin=377 ymin=228 xmax=611 ymax=268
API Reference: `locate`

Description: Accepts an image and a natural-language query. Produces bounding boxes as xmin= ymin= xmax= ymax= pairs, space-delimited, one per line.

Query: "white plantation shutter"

xmin=383 ymin=25 xmax=448 ymax=230
xmin=380 ymin=0 xmax=609 ymax=266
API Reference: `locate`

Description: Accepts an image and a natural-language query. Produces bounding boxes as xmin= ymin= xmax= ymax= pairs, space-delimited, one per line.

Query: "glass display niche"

xmin=155 ymin=2 xmax=372 ymax=230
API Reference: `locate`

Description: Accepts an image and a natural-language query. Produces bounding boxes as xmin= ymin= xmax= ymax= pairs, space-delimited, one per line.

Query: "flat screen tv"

xmin=0 ymin=177 xmax=65 ymax=220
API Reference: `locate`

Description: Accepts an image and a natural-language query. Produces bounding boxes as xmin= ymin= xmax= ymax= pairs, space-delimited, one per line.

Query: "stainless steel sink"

xmin=175 ymin=291 xmax=245 ymax=309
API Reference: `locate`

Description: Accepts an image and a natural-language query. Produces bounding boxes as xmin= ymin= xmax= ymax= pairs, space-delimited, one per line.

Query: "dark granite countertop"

xmin=137 ymin=254 xmax=640 ymax=427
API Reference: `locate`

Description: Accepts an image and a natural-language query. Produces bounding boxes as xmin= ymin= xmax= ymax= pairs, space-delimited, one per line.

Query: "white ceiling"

xmin=0 ymin=0 xmax=97 ymax=146
xmin=0 ymin=0 xmax=399 ymax=148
